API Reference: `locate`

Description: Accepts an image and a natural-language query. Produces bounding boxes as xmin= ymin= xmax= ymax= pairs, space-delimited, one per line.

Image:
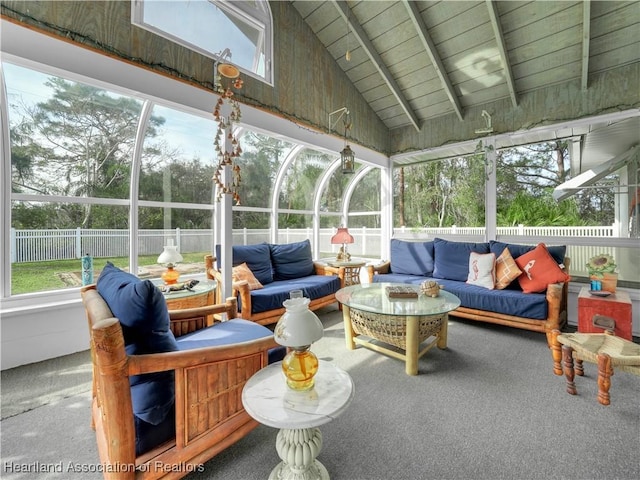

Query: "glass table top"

xmin=335 ymin=282 xmax=461 ymax=316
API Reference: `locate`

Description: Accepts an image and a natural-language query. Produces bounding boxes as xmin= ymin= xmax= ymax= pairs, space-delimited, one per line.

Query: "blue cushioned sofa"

xmin=82 ymin=263 xmax=284 ymax=479
xmin=368 ymin=238 xmax=570 ymax=346
xmin=206 ymin=240 xmax=341 ymax=325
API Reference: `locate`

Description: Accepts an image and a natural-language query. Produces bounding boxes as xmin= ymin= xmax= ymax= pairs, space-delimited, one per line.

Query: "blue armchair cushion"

xmin=216 ymin=243 xmax=274 ymax=285
xmin=270 ymin=240 xmax=315 ymax=280
xmin=96 ymin=262 xmax=177 ymax=426
xmin=176 ymin=318 xmax=286 ymax=364
xmin=135 ymin=320 xmax=286 ymax=455
xmin=390 ymin=239 xmax=435 ymax=276
xmin=432 ymin=238 xmax=490 ymax=281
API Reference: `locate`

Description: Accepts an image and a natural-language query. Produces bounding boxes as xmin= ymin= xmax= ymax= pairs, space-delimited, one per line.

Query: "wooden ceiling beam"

xmin=331 ymin=0 xmax=421 ymax=131
xmin=402 ymin=0 xmax=464 ymax=122
xmin=485 ymin=0 xmax=518 ymax=108
xmin=581 ymin=1 xmax=591 ymax=91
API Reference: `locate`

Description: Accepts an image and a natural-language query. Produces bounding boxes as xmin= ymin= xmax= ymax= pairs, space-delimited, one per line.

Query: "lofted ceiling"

xmin=291 ymin=0 xmax=640 ymax=174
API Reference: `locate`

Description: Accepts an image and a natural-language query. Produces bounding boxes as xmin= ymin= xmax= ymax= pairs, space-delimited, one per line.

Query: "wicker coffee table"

xmin=336 ymin=283 xmax=461 ymax=375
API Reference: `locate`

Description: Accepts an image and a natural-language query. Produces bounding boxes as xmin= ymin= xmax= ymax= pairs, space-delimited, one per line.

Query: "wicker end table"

xmin=325 ymin=259 xmax=366 ymax=286
xmin=336 ymin=283 xmax=461 ymax=375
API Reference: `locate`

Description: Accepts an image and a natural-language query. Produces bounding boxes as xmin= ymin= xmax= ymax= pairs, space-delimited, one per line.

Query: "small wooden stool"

xmin=550 ymin=329 xmax=640 ymax=406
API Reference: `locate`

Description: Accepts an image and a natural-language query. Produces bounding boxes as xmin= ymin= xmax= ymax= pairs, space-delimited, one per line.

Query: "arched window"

xmin=131 ymin=0 xmax=273 ymax=84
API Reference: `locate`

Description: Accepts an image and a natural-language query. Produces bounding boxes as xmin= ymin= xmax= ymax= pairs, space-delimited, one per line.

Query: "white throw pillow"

xmin=466 ymin=252 xmax=496 ymax=290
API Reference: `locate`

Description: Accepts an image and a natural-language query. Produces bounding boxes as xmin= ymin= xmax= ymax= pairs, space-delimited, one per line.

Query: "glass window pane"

xmin=276 ymin=214 xmax=313 ymax=243
xmin=278 ymin=148 xmax=333 ymax=211
xmin=237 ymin=131 xmax=295 ymax=208
xmin=137 ymin=207 xmax=213 ymax=279
xmin=349 ymin=169 xmax=381 ymax=226
xmin=140 ymin=105 xmax=217 ymax=205
xmin=5 ymin=62 xmax=141 ymax=200
xmin=134 ymin=0 xmax=269 ymax=79
xmin=11 ymin=202 xmax=130 ymax=295
xmin=567 ymin=246 xmax=639 ymax=285
xmin=495 ymin=142 xmax=638 ymax=285
xmin=395 ymin=156 xmax=486 ymax=230
xmin=320 ymin=166 xmax=353 ymax=213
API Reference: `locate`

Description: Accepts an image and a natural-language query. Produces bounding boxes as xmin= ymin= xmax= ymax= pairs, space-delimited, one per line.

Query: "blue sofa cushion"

xmin=270 ymin=240 xmax=315 ymax=280
xmin=390 ymin=239 xmax=435 ymax=276
xmin=489 ymin=241 xmax=566 ymax=266
xmin=436 ymin=278 xmax=548 ymax=320
xmin=245 ymin=275 xmax=340 ymax=314
xmin=216 ymin=243 xmax=274 ymax=285
xmin=96 ymin=262 xmax=177 ymax=426
xmin=433 ymin=238 xmax=490 ymax=282
xmin=372 ymin=274 xmax=547 ymax=319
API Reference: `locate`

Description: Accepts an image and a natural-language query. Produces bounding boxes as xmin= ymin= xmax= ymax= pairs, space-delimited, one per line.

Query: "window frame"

xmin=131 ymin=0 xmax=273 ymax=85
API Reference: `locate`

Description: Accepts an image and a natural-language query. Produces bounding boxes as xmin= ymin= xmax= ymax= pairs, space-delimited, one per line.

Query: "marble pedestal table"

xmin=242 ymin=360 xmax=354 ymax=480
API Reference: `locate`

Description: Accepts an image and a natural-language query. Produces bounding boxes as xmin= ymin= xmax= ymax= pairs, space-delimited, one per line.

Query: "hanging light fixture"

xmin=329 ymin=107 xmax=356 ymax=175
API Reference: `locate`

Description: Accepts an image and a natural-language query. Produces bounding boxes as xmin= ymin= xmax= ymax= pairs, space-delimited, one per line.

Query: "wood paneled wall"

xmin=1 ymin=0 xmax=389 ymax=155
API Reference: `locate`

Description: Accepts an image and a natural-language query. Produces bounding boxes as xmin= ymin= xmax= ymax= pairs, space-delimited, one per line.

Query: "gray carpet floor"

xmin=2 ymin=306 xmax=639 ymax=480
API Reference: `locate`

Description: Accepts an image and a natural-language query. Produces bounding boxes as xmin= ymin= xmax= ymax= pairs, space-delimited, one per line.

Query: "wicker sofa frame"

xmin=205 ymin=254 xmax=339 ymax=326
xmin=367 ymin=257 xmax=570 ymax=348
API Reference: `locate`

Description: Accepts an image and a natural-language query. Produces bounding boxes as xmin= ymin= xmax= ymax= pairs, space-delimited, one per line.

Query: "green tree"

xmin=11 ymin=77 xmax=165 ymax=228
xmin=396 ymin=154 xmax=485 ymax=228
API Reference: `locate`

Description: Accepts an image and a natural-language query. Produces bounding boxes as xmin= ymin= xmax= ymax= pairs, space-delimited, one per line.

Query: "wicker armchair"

xmin=81 ymin=285 xmax=278 ymax=480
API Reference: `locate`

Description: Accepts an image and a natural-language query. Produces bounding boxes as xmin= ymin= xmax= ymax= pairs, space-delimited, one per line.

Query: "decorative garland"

xmin=212 ymin=69 xmax=244 ymax=204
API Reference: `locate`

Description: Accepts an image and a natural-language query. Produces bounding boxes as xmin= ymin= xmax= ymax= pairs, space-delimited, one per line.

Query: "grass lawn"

xmin=11 ymin=253 xmax=208 ymax=295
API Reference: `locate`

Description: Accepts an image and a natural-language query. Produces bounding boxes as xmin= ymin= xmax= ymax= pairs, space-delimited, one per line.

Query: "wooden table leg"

xmin=549 ymin=329 xmax=563 ymax=375
xmin=342 ymin=305 xmax=356 ymax=350
xmin=597 ymin=353 xmax=613 ymax=406
xmin=437 ymin=313 xmax=448 ymax=349
xmin=405 ymin=315 xmax=419 ymax=375
xmin=562 ymin=344 xmax=577 ymax=395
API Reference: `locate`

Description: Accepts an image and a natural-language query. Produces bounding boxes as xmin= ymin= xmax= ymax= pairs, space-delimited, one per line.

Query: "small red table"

xmin=577 ymin=287 xmax=632 ymax=340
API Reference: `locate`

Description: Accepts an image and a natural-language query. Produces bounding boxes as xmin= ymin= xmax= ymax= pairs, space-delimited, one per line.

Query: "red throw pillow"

xmin=515 ymin=243 xmax=569 ymax=293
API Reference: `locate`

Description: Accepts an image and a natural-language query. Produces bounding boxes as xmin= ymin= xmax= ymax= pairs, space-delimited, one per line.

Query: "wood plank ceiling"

xmin=291 ymin=0 xmax=640 ymax=172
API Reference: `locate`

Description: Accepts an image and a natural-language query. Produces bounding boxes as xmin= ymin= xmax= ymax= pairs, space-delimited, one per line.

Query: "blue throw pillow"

xmin=432 ymin=238 xmax=490 ymax=281
xmin=270 ymin=240 xmax=315 ymax=280
xmin=489 ymin=241 xmax=566 ymax=265
xmin=216 ymin=243 xmax=274 ymax=285
xmin=96 ymin=262 xmax=177 ymax=425
xmin=390 ymin=239 xmax=435 ymax=276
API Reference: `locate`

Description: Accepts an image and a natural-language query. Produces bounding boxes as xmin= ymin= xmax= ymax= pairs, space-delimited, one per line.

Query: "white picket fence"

xmin=9 ymin=227 xmax=382 ymax=263
xmin=11 ymin=225 xmax=615 ymax=266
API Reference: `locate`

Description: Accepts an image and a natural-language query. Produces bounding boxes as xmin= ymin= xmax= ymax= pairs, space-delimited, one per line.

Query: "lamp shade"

xmin=157 ymin=242 xmax=183 ymax=266
xmin=274 ymin=297 xmax=324 ymax=347
xmin=331 ymin=227 xmax=354 ymax=245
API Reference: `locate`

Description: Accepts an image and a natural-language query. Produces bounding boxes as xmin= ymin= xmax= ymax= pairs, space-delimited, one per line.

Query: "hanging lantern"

xmin=341 ymin=144 xmax=355 ymax=174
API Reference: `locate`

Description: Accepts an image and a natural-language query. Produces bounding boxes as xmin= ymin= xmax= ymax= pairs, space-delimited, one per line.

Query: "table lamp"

xmin=157 ymin=239 xmax=183 ymax=285
xmin=274 ymin=290 xmax=324 ymax=391
xmin=331 ymin=227 xmax=354 ymax=262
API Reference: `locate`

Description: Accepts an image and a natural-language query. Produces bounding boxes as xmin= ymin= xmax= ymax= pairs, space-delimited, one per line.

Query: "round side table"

xmin=242 ymin=360 xmax=354 ymax=480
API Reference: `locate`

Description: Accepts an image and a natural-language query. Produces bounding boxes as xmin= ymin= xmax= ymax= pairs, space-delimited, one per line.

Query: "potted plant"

xmin=586 ymin=253 xmax=618 ymax=292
